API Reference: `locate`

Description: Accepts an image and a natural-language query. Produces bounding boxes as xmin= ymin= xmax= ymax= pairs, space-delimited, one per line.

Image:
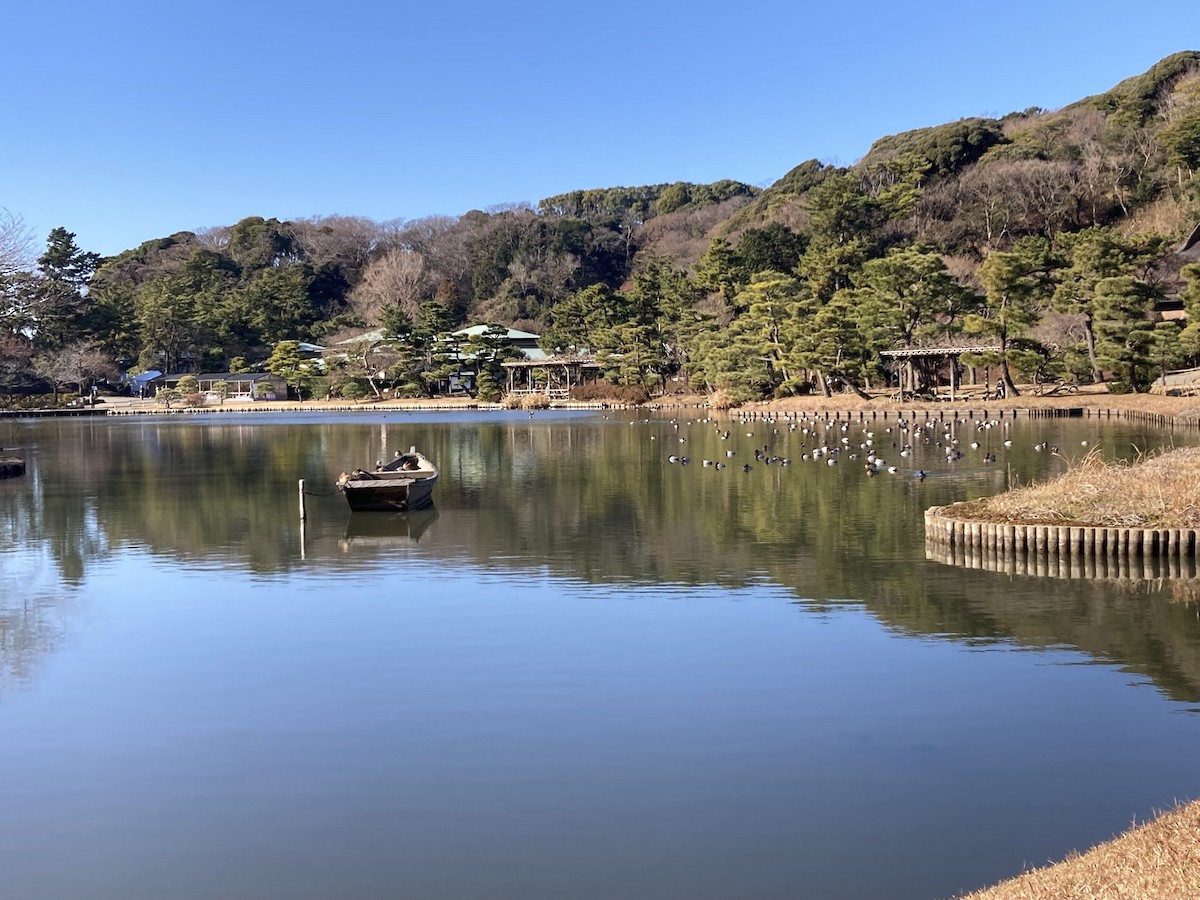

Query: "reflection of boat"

xmin=336 ymin=447 xmax=438 ymax=512
xmin=341 ymin=506 xmax=440 ymax=549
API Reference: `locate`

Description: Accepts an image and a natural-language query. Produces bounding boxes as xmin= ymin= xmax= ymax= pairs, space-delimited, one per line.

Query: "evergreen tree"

xmin=33 ymin=227 xmax=102 ymax=351
xmin=265 ymin=340 xmax=318 ymax=399
xmin=1053 ymin=227 xmax=1162 ymax=382
xmin=969 ymin=238 xmax=1058 ymax=396
xmin=1094 ymin=275 xmax=1156 ymax=391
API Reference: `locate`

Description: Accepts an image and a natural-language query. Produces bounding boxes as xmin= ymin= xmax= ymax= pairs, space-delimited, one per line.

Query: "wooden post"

xmin=299 ymin=479 xmax=307 ymax=521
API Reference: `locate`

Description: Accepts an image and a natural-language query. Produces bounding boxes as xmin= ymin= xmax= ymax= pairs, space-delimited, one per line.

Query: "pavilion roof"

xmin=879 ymin=345 xmax=1000 ymax=359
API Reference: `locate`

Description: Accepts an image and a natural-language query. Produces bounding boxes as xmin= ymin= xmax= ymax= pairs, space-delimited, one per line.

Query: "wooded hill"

xmin=3 ymin=51 xmax=1200 ymax=402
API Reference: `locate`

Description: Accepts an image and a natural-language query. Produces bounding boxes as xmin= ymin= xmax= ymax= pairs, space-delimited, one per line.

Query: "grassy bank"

xmin=944 ymin=447 xmax=1200 ymax=529
xmin=959 ymin=799 xmax=1200 ymax=899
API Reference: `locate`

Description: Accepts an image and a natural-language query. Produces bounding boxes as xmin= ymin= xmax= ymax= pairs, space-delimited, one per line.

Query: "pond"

xmin=1 ymin=410 xmax=1199 ymax=899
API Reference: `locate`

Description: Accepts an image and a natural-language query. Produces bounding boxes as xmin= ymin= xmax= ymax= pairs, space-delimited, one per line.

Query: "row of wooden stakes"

xmin=924 ymin=506 xmax=1200 ymax=559
xmin=925 ymin=538 xmax=1200 ymax=582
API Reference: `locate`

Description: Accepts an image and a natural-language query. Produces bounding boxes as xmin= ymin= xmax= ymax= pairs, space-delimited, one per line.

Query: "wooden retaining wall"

xmin=730 ymin=407 xmax=1190 ymax=428
xmin=925 ymin=505 xmax=1200 ymax=569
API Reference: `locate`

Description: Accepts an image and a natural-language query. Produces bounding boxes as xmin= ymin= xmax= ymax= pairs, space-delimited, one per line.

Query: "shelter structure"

xmin=880 ymin=345 xmax=1001 ymax=400
xmin=502 ymin=355 xmax=602 ymax=399
xmin=159 ymin=372 xmax=288 ymax=401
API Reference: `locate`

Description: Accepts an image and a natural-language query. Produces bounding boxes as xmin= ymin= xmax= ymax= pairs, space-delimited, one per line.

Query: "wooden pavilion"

xmin=502 ymin=355 xmax=602 ymax=399
xmin=880 ymin=345 xmax=1001 ymax=400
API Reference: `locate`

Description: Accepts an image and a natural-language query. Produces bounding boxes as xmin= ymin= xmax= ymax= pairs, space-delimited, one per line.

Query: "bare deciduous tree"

xmin=193 ymin=225 xmax=232 ymax=251
xmin=35 ymin=339 xmax=114 ymax=402
xmin=0 ymin=332 xmax=34 ymax=403
xmin=0 ymin=208 xmax=35 ymax=278
xmin=290 ymin=215 xmax=381 ymax=270
xmin=390 ymin=215 xmax=473 ymax=286
xmin=349 ymin=248 xmax=429 ymax=326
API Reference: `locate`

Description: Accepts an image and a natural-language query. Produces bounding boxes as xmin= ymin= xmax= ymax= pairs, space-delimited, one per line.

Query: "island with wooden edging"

xmin=924 ymin=447 xmax=1200 ymax=577
xmin=0 ymin=456 xmax=25 ymax=479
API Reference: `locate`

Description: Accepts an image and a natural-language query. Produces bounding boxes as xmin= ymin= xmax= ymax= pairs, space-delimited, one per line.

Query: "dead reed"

xmin=950 ymin=447 xmax=1200 ymax=529
xmin=959 ymin=799 xmax=1200 ymax=899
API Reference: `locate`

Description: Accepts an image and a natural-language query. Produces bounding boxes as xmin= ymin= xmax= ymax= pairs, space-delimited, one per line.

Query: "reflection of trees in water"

xmin=0 ymin=557 xmax=74 ymax=698
xmin=6 ymin=414 xmax=1200 ymax=703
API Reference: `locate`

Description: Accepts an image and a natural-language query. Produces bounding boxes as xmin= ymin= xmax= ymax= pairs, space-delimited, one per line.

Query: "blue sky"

xmin=2 ymin=0 xmax=1195 ymax=258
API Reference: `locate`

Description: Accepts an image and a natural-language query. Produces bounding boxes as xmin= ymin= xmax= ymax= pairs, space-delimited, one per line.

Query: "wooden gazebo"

xmin=880 ymin=345 xmax=1001 ymax=400
xmin=502 ymin=355 xmax=602 ymax=399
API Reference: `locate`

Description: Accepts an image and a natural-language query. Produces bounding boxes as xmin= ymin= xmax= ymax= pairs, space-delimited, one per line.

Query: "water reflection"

xmin=928 ymin=536 xmax=1200 ymax=581
xmin=338 ymin=507 xmax=440 ymax=551
xmin=2 ymin=412 xmax=1200 ymax=898
xmin=3 ymin=412 xmax=1200 ymax=702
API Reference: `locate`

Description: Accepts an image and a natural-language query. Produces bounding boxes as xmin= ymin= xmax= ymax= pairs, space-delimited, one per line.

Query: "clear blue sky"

xmin=2 ymin=0 xmax=1195 ymax=258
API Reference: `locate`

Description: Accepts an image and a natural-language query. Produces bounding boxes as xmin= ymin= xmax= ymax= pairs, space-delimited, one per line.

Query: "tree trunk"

xmin=816 ymin=370 xmax=832 ymax=398
xmin=838 ymin=375 xmax=872 ymax=400
xmin=1084 ymin=315 xmax=1102 ymax=383
xmin=998 ymin=333 xmax=1020 ymax=397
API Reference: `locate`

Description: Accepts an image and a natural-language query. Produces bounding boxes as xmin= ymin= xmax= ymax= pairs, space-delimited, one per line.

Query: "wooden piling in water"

xmin=924 ymin=505 xmax=1200 ymax=580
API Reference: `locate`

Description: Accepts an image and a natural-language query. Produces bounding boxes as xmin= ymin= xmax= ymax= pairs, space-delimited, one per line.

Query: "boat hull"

xmin=337 ymin=449 xmax=438 ymax=512
xmin=340 ymin=473 xmax=437 ymax=512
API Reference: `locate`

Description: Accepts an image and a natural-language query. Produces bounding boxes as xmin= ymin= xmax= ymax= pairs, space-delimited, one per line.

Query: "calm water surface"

xmin=2 ymin=410 xmax=1200 ymax=899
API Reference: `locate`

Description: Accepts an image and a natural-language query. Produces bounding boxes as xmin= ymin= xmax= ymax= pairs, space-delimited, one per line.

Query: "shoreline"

xmin=959 ymin=799 xmax=1200 ymax=899
xmin=14 ymin=382 xmax=1200 ymax=425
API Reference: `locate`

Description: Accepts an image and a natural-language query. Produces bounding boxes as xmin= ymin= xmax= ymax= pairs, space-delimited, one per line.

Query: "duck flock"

xmin=640 ymin=410 xmax=1082 ymax=480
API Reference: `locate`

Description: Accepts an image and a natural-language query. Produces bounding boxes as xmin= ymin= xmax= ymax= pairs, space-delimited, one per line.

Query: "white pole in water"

xmin=298 ymin=479 xmax=307 ymax=520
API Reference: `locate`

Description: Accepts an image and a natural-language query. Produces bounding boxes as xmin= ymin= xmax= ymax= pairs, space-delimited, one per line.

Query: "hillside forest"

xmin=3 ymin=52 xmax=1200 ymax=404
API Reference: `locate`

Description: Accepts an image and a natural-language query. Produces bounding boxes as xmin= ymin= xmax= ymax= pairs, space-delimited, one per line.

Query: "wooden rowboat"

xmin=0 ymin=456 xmax=25 ymax=479
xmin=336 ymin=447 xmax=438 ymax=512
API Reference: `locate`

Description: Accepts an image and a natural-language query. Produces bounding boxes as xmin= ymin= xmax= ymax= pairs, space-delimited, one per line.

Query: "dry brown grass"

xmin=949 ymin=447 xmax=1200 ymax=528
xmin=960 ymin=800 xmax=1200 ymax=900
